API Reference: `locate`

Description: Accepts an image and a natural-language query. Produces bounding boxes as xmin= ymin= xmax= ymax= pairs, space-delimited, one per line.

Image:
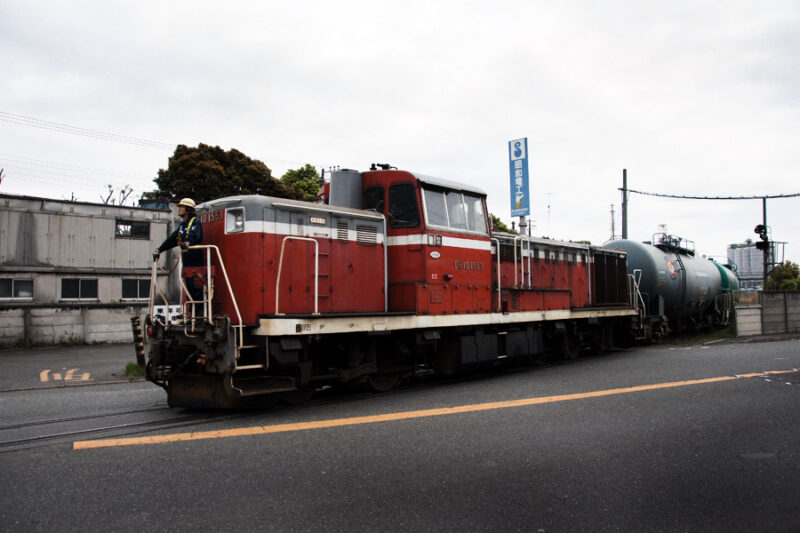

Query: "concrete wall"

xmin=735 ymin=306 xmax=762 ymax=336
xmin=761 ymin=292 xmax=800 ymax=335
xmin=0 ymin=305 xmax=147 ymax=347
xmin=735 ymin=291 xmax=800 ymax=337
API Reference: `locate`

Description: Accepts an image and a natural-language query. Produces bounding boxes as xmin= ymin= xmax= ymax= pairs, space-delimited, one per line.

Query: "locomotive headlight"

xmin=226 ymin=208 xmax=245 ymax=233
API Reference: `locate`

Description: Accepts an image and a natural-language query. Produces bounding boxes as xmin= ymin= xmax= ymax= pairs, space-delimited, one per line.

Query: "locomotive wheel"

xmin=279 ymin=385 xmax=315 ymax=405
xmin=590 ymin=327 xmax=609 ymax=354
xmin=562 ymin=335 xmax=580 ymax=360
xmin=367 ymin=372 xmax=400 ymax=393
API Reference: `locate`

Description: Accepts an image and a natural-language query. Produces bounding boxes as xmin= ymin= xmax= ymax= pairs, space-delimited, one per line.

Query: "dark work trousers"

xmin=184 ymin=275 xmax=205 ymax=318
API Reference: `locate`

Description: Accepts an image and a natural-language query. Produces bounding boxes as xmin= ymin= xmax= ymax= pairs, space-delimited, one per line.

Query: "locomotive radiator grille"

xmin=337 ymin=222 xmax=349 ymax=242
xmin=356 ymin=225 xmax=378 ymax=245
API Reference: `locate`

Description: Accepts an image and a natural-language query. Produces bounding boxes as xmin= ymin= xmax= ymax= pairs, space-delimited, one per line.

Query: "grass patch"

xmin=666 ymin=325 xmax=736 ymax=346
xmin=125 ymin=362 xmax=145 ymax=381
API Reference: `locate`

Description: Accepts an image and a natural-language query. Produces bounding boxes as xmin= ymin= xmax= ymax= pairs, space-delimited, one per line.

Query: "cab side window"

xmin=388 ymin=183 xmax=420 ymax=228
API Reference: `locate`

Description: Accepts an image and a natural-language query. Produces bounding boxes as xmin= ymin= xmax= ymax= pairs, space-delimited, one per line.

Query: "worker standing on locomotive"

xmin=153 ymin=198 xmax=204 ymax=315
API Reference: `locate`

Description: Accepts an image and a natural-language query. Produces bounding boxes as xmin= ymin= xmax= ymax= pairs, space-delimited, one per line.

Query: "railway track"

xmin=0 ymin=406 xmax=250 ymax=452
xmin=0 ymin=355 xmax=576 ymax=453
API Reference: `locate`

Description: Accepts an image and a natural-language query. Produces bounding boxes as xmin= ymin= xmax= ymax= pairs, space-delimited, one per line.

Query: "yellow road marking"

xmin=40 ymin=368 xmax=92 ymax=382
xmin=73 ymin=369 xmax=798 ymax=450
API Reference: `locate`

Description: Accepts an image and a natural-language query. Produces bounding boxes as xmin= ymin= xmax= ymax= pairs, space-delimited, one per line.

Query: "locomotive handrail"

xmin=490 ymin=238 xmax=501 ymax=312
xmin=381 ymin=215 xmax=388 ymax=313
xmin=180 ymin=245 xmax=244 ymax=352
xmin=513 ymin=236 xmax=532 ymax=288
xmin=275 ymin=236 xmax=320 ymax=315
xmin=147 ymin=255 xmax=183 ymax=320
xmin=526 ymin=237 xmax=532 ymax=287
xmin=147 ymin=258 xmax=161 ymax=319
xmin=631 ymin=269 xmax=646 ymax=319
xmin=147 ymin=245 xmax=245 ymax=355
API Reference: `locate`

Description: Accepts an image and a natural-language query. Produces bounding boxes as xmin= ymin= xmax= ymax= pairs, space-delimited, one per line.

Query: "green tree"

xmin=490 ymin=213 xmax=516 ymax=233
xmin=281 ymin=164 xmax=322 ymax=202
xmin=766 ymin=260 xmax=800 ymax=290
xmin=145 ymin=144 xmax=303 ymax=203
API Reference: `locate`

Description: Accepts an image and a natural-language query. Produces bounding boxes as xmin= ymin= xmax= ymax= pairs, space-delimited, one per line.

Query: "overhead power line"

xmin=0 ymin=111 xmax=175 ymax=150
xmin=0 ymin=153 xmax=152 ymax=180
xmin=1 ymin=110 xmax=312 ymax=180
xmin=621 ymin=188 xmax=800 ymax=200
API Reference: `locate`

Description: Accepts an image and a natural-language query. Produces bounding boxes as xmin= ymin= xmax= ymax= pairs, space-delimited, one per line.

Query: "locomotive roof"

xmin=198 ymin=194 xmax=385 ymax=221
xmin=493 ymin=232 xmax=628 ymax=256
xmin=412 ymin=172 xmax=487 ymax=196
xmin=493 ymin=232 xmax=590 ymax=250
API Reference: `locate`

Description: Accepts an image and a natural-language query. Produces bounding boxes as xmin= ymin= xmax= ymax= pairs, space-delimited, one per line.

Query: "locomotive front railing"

xmin=148 ymin=245 xmax=245 ymax=357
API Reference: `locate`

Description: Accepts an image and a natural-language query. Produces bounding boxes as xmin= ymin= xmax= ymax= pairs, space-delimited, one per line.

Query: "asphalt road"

xmin=1 ymin=338 xmax=798 ymax=532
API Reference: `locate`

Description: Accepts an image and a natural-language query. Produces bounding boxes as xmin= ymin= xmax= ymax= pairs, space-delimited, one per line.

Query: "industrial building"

xmin=0 ymin=194 xmax=178 ymax=346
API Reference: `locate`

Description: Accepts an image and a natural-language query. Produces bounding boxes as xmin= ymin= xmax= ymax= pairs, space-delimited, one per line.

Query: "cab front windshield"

xmin=422 ymin=188 xmax=488 ymax=234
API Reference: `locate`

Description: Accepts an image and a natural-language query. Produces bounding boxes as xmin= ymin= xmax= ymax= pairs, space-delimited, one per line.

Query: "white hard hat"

xmin=178 ymin=198 xmax=196 ymax=209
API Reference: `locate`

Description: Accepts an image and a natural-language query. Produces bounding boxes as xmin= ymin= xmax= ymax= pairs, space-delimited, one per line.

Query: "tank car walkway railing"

xmin=275 ymin=236 xmax=320 ymax=316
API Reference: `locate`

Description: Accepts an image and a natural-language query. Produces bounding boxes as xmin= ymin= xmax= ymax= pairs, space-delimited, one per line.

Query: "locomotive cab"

xmin=360 ymin=169 xmax=493 ymax=315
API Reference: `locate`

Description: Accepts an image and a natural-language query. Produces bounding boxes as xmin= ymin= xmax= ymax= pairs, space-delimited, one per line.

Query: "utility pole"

xmin=762 ymin=197 xmax=769 ymax=288
xmin=621 ymin=169 xmax=628 ymax=239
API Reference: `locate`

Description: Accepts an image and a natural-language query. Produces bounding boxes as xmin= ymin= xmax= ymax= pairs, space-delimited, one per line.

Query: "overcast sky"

xmin=1 ymin=1 xmax=798 ymax=263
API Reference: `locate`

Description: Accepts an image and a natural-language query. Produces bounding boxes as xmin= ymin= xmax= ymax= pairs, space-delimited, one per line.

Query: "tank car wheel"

xmin=367 ymin=372 xmax=400 ymax=393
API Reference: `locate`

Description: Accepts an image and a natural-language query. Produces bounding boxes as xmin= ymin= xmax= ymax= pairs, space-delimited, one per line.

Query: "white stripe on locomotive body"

xmin=386 ymin=234 xmax=492 ymax=251
xmin=228 ymin=220 xmax=619 ymax=265
xmin=255 ymin=307 xmax=638 ymax=337
xmin=236 ymin=219 xmax=386 ymax=244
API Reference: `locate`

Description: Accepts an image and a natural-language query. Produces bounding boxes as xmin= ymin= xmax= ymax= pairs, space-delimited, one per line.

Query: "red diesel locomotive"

xmin=144 ymin=166 xmax=640 ymax=407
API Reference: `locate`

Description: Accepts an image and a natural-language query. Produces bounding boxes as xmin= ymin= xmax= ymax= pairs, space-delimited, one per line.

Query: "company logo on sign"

xmin=508 ymin=138 xmax=530 ymax=217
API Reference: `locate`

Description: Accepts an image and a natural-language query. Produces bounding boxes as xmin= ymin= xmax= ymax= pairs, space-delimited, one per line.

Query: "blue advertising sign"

xmin=509 ymin=138 xmax=530 ymax=217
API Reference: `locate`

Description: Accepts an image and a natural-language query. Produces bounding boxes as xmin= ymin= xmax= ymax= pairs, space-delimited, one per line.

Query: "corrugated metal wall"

xmin=1 ymin=197 xmax=171 ymax=269
xmin=1 ymin=195 xmax=177 ymax=306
